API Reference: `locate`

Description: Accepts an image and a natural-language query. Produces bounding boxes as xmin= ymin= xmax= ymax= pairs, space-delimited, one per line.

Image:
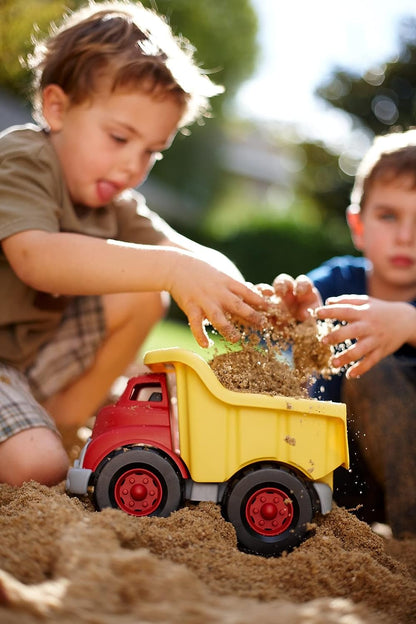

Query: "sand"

xmin=0 ymin=481 xmax=415 ymax=623
xmin=0 ymin=316 xmax=414 ymax=623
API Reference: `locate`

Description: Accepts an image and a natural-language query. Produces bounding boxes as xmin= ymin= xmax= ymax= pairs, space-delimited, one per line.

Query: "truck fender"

xmin=313 ymin=481 xmax=333 ymax=514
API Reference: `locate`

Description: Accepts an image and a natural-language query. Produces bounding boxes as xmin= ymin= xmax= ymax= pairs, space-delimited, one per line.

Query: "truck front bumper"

xmin=66 ymin=438 xmax=92 ymax=495
xmin=66 ymin=464 xmax=92 ymax=495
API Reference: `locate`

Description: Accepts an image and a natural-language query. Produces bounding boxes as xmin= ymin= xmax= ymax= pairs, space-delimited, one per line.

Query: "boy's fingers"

xmin=316 ymin=303 xmax=367 ymax=323
xmin=232 ymin=282 xmax=270 ymax=311
xmin=345 ymin=349 xmax=380 ymax=379
xmin=325 ymin=295 xmax=369 ymax=306
xmin=331 ymin=336 xmax=371 ymax=366
xmin=322 ymin=322 xmax=358 ymax=345
xmin=272 ymin=273 xmax=295 ymax=296
xmin=229 ymin=295 xmax=267 ymax=328
xmin=293 ymin=274 xmax=313 ymax=296
xmin=253 ymin=282 xmax=274 ymax=297
xmin=187 ymin=308 xmax=211 ymax=348
xmin=206 ymin=307 xmax=242 ymax=343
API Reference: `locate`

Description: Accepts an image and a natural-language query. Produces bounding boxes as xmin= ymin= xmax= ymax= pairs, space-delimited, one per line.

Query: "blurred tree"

xmin=143 ymin=0 xmax=258 ymax=110
xmin=317 ymin=16 xmax=416 ymax=135
xmin=0 ymin=0 xmax=72 ymax=95
xmin=292 ymin=140 xmax=353 ymax=222
xmin=291 ymin=15 xmax=416 ymax=226
xmin=140 ymin=0 xmax=259 ymax=213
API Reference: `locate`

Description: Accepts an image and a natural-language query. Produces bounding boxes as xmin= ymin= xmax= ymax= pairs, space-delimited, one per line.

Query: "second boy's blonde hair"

xmin=28 ymin=0 xmax=223 ymax=127
xmin=350 ymin=128 xmax=416 ymax=211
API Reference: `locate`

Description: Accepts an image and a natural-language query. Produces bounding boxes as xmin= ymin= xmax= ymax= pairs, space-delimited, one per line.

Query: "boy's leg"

xmin=0 ymin=428 xmax=68 ymax=486
xmin=0 ymin=366 xmax=68 ymax=486
xmin=41 ymin=291 xmax=169 ymax=430
xmin=341 ymin=356 xmax=416 ymax=538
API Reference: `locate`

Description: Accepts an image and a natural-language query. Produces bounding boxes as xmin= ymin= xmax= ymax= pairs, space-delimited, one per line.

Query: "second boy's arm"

xmin=2 ymin=229 xmax=268 ymax=347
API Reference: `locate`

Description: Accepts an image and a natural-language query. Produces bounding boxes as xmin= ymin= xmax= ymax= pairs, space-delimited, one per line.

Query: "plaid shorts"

xmin=0 ymin=296 xmax=106 ymax=442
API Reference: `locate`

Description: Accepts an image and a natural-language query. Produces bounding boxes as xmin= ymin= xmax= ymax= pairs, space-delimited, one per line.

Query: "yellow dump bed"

xmin=144 ymin=348 xmax=349 ymax=485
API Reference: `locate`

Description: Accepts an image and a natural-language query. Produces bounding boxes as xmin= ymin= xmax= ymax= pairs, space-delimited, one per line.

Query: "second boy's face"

xmin=45 ymin=86 xmax=184 ymax=207
xmin=350 ymin=177 xmax=416 ymax=299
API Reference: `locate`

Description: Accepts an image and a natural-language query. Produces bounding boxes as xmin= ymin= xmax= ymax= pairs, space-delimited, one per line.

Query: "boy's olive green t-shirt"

xmin=0 ymin=124 xmax=170 ymax=369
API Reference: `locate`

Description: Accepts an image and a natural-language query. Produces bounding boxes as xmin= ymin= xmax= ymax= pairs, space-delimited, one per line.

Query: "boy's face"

xmin=43 ymin=85 xmax=183 ymax=207
xmin=348 ymin=176 xmax=416 ymax=298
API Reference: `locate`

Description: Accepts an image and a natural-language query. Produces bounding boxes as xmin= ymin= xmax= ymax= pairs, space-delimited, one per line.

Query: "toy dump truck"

xmin=67 ymin=347 xmax=349 ymax=556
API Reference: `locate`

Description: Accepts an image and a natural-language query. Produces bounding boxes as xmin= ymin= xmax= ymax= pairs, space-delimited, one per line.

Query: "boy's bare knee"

xmin=0 ymin=428 xmax=69 ymax=487
xmin=104 ymin=291 xmax=170 ymax=333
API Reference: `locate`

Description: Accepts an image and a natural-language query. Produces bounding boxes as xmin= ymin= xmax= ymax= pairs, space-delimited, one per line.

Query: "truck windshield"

xmin=129 ymin=384 xmax=163 ymax=402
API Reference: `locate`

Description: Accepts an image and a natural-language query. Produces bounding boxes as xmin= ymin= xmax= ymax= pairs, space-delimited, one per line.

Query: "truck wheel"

xmin=224 ymin=466 xmax=316 ymax=556
xmin=93 ymin=448 xmax=182 ymax=517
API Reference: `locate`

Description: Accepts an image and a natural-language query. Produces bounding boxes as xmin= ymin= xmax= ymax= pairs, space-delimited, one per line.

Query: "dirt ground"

xmin=0 ymin=316 xmax=414 ymax=623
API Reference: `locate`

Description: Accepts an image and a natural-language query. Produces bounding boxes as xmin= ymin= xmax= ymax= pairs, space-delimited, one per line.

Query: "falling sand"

xmin=0 ymin=315 xmax=415 ymax=623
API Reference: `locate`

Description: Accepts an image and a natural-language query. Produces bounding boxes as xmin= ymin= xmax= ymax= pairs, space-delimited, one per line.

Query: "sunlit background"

xmin=237 ymin=0 xmax=416 ymax=145
xmin=1 ymin=0 xmax=416 ymax=325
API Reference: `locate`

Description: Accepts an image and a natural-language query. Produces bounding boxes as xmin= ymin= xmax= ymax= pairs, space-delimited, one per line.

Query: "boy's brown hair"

xmin=350 ymin=128 xmax=416 ymax=211
xmin=28 ymin=0 xmax=223 ymax=127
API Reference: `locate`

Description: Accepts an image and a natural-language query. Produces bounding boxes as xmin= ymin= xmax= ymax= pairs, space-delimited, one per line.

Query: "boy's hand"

xmin=169 ymin=255 xmax=268 ymax=347
xmin=272 ymin=273 xmax=322 ymax=321
xmin=317 ymin=295 xmax=416 ymax=377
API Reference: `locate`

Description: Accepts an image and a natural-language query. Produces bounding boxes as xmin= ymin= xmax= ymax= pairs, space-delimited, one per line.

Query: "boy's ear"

xmin=42 ymin=84 xmax=69 ymax=131
xmin=346 ymin=204 xmax=364 ymax=250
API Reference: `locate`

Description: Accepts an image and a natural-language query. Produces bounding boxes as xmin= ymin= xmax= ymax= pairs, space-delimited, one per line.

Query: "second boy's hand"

xmin=272 ymin=273 xmax=322 ymax=320
xmin=317 ymin=295 xmax=416 ymax=377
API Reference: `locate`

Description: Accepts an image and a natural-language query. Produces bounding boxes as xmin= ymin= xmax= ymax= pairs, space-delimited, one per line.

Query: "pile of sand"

xmin=0 ymin=481 xmax=415 ymax=623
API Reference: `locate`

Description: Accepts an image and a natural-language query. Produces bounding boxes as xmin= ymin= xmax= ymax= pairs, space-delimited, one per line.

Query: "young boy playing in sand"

xmin=273 ymin=129 xmax=416 ymax=538
xmin=0 ymin=1 xmax=268 ymax=487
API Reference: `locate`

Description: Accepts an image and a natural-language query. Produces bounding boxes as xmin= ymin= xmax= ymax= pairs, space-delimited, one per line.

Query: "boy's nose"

xmin=397 ymin=221 xmax=416 ymax=245
xmin=121 ymin=159 xmax=147 ymax=189
xmin=123 ymin=153 xmax=153 ymax=189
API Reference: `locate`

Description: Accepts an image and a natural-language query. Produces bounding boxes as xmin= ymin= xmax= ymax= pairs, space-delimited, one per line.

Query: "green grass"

xmin=140 ymin=319 xmax=232 ymax=361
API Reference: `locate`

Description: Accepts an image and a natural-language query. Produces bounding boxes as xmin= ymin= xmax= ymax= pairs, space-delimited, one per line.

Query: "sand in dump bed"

xmin=0 ymin=316 xmax=415 ymax=623
xmin=209 ymin=315 xmax=334 ymax=398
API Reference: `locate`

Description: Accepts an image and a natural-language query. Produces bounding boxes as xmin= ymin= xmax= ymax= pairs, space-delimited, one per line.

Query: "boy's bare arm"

xmin=2 ymin=229 xmax=268 ymax=347
xmin=158 ymin=228 xmax=245 ymax=281
xmin=317 ymin=295 xmax=416 ymax=377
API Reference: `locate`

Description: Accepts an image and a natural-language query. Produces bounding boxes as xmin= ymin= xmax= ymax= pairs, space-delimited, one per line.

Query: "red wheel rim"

xmin=245 ymin=486 xmax=294 ymax=536
xmin=114 ymin=468 xmax=162 ymax=516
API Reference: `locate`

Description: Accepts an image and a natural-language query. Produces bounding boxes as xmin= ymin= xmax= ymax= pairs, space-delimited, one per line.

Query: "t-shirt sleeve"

xmin=112 ymin=190 xmax=176 ymax=246
xmin=0 ymin=143 xmax=62 ymax=240
xmin=307 ymin=255 xmax=368 ymax=301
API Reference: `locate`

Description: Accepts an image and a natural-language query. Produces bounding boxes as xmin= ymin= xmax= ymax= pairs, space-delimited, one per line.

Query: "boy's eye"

xmin=379 ymin=212 xmax=396 ymax=221
xmin=111 ymin=134 xmax=127 ymax=144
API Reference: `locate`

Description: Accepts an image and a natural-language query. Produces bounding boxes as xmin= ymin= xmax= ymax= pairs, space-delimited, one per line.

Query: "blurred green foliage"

xmin=142 ymin=0 xmax=259 ymax=107
xmin=291 ymin=140 xmax=353 ymax=223
xmin=0 ymin=0 xmax=72 ymax=95
xmin=140 ymin=0 xmax=259 ymax=206
xmin=317 ymin=16 xmax=416 ymax=135
xmin=307 ymin=15 xmax=416 ymax=226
